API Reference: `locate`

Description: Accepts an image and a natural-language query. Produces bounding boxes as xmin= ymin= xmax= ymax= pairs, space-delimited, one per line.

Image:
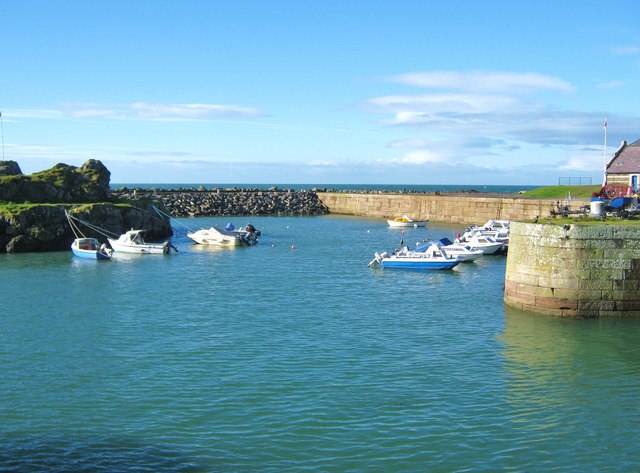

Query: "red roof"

xmin=607 ymin=139 xmax=640 ymax=174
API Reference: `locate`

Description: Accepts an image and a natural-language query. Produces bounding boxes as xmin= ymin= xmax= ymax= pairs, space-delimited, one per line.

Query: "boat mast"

xmin=602 ymin=117 xmax=607 ymax=186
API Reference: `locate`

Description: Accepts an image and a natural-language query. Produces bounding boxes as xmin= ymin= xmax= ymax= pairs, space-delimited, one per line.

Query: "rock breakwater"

xmin=112 ymin=188 xmax=330 ymax=217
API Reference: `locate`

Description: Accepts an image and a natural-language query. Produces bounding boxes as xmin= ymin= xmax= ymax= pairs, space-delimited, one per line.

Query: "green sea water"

xmin=1 ymin=215 xmax=639 ymax=472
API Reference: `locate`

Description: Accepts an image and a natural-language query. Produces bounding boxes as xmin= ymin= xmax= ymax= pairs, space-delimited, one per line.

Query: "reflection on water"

xmin=500 ymin=306 xmax=640 ymax=469
xmin=2 ymin=217 xmax=640 ymax=472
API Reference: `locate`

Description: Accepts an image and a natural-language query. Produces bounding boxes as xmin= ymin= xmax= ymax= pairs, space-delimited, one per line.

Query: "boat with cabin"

xmin=415 ymin=238 xmax=482 ymax=262
xmin=187 ymin=222 xmax=260 ymax=246
xmin=368 ymin=242 xmax=462 ymax=270
xmin=456 ymin=233 xmax=504 ymax=255
xmin=387 ymin=215 xmax=429 ymax=228
xmin=108 ymin=230 xmax=178 ymax=255
xmin=71 ymin=237 xmax=113 ymax=260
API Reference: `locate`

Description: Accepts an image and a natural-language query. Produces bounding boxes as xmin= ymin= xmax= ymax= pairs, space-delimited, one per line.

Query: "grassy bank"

xmin=0 ymin=201 xmax=135 ymax=218
xmin=521 ymin=185 xmax=600 ymax=199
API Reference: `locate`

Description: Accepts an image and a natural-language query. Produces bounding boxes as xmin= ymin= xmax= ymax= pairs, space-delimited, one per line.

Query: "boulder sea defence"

xmin=111 ymin=188 xmax=330 ymax=217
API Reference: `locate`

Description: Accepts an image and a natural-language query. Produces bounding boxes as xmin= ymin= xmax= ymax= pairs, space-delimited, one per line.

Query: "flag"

xmin=604 ymin=117 xmax=607 ymax=129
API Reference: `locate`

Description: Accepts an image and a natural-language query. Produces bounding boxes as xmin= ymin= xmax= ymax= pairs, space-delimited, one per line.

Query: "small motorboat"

xmin=108 ymin=230 xmax=178 ymax=255
xmin=187 ymin=222 xmax=260 ymax=246
xmin=387 ymin=215 xmax=428 ymax=228
xmin=456 ymin=233 xmax=504 ymax=255
xmin=459 ymin=220 xmax=510 ymax=245
xmin=414 ymin=238 xmax=482 ymax=262
xmin=368 ymin=242 xmax=462 ymax=270
xmin=71 ymin=237 xmax=113 ymax=260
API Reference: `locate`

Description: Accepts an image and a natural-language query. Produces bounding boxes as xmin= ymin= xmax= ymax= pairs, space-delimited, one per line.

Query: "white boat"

xmin=368 ymin=242 xmax=462 ymax=270
xmin=71 ymin=237 xmax=113 ymax=260
xmin=415 ymin=238 xmax=482 ymax=262
xmin=456 ymin=233 xmax=504 ymax=255
xmin=387 ymin=215 xmax=429 ymax=227
xmin=187 ymin=223 xmax=260 ymax=246
xmin=457 ymin=220 xmax=509 ymax=253
xmin=108 ymin=230 xmax=178 ymax=255
xmin=481 ymin=219 xmax=510 ymax=232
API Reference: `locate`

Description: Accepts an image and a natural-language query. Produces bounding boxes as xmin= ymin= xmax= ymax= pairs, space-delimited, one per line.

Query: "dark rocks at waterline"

xmin=0 ymin=202 xmax=173 ymax=253
xmin=111 ymin=189 xmax=330 ymax=217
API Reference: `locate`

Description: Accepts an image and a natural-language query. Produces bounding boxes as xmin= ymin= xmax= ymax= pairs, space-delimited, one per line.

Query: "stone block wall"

xmin=317 ymin=193 xmax=585 ymax=225
xmin=504 ymin=222 xmax=640 ymax=317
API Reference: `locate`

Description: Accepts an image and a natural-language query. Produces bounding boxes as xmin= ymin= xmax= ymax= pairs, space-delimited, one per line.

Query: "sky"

xmin=2 ymin=1 xmax=640 ymax=185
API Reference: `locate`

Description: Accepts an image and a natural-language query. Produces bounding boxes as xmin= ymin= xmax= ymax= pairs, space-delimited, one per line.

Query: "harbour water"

xmin=1 ymin=215 xmax=639 ymax=472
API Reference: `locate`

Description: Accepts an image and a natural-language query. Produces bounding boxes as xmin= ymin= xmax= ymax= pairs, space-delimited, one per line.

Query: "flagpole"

xmin=603 ymin=117 xmax=607 ymax=186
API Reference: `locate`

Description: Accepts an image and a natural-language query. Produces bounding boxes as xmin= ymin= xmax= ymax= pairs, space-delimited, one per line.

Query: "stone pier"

xmin=504 ymin=222 xmax=640 ymax=317
xmin=316 ymin=192 xmax=587 ymax=225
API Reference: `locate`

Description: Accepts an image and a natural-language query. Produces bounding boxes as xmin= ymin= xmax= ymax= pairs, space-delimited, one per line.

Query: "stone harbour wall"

xmin=316 ymin=192 xmax=587 ymax=225
xmin=112 ymin=189 xmax=590 ymax=224
xmin=504 ymin=222 xmax=640 ymax=317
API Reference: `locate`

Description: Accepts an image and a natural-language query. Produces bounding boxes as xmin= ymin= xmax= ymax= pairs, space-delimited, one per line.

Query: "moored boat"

xmin=108 ymin=230 xmax=178 ymax=255
xmin=368 ymin=242 xmax=462 ymax=270
xmin=414 ymin=238 xmax=483 ymax=262
xmin=387 ymin=215 xmax=428 ymax=228
xmin=187 ymin=223 xmax=260 ymax=246
xmin=456 ymin=233 xmax=504 ymax=255
xmin=71 ymin=237 xmax=113 ymax=260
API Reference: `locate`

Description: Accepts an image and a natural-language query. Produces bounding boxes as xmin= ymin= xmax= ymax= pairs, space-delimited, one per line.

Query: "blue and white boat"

xmin=368 ymin=242 xmax=462 ymax=270
xmin=71 ymin=237 xmax=113 ymax=260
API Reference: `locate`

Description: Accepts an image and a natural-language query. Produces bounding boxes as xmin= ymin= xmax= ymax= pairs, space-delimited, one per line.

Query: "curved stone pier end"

xmin=504 ymin=222 xmax=640 ymax=317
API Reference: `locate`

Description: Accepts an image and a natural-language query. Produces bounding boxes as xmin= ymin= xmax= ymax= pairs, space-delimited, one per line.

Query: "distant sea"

xmin=110 ymin=183 xmax=540 ymax=194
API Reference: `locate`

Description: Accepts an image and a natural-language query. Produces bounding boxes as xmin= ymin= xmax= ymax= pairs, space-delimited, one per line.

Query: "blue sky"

xmin=2 ymin=1 xmax=640 ymax=185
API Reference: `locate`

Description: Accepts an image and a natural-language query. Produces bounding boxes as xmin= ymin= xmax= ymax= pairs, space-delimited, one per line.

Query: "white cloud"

xmin=611 ymin=45 xmax=640 ymax=55
xmin=397 ymin=150 xmax=446 ymax=164
xmin=8 ymin=102 xmax=263 ymax=122
xmin=597 ymin=80 xmax=625 ymax=89
xmin=388 ymin=71 xmax=574 ymax=94
xmin=368 ymin=93 xmax=522 ymax=117
xmin=557 ymin=151 xmax=604 ymax=172
xmin=127 ymin=102 xmax=262 ymax=120
xmin=364 ymin=69 xmax=640 ymax=149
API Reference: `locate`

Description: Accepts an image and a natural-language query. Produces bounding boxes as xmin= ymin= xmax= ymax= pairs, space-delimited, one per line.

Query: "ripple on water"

xmin=1 ymin=217 xmax=640 ymax=471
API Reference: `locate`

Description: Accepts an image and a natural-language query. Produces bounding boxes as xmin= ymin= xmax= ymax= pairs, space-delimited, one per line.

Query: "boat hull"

xmin=387 ymin=220 xmax=428 ymax=228
xmin=449 ymin=251 xmax=482 ymax=262
xmin=187 ymin=229 xmax=243 ymax=246
xmin=467 ymin=243 xmax=504 ymax=255
xmin=107 ymin=239 xmax=169 ymax=254
xmin=380 ymin=259 xmax=459 ymax=270
xmin=71 ymin=238 xmax=112 ymax=260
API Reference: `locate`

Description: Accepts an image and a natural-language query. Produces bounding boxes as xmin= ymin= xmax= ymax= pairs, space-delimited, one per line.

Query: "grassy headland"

xmin=521 ymin=185 xmax=601 ymax=199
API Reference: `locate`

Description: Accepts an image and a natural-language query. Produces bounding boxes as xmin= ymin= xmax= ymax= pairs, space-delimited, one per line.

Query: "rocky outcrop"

xmin=0 ymin=202 xmax=173 ymax=253
xmin=112 ymin=188 xmax=330 ymax=217
xmin=0 ymin=160 xmax=173 ymax=253
xmin=0 ymin=159 xmax=111 ymax=203
xmin=0 ymin=160 xmax=22 ymax=176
